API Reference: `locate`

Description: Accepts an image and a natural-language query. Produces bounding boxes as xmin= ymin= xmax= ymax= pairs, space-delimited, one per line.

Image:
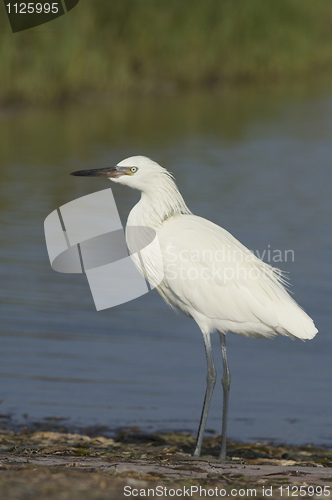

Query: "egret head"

xmin=71 ymin=156 xmax=169 ymax=192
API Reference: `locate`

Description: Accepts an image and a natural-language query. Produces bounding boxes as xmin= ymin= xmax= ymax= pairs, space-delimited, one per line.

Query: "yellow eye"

xmin=130 ymin=166 xmax=138 ymax=174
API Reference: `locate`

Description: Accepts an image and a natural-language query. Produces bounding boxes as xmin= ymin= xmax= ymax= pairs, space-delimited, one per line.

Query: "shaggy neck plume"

xmin=128 ymin=171 xmax=191 ymax=229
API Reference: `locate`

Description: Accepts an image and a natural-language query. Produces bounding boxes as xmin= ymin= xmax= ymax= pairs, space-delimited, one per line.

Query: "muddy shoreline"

xmin=1 ymin=427 xmax=331 ymax=499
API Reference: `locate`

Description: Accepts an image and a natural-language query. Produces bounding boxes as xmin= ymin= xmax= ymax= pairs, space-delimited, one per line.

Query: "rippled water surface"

xmin=0 ymin=81 xmax=331 ymax=446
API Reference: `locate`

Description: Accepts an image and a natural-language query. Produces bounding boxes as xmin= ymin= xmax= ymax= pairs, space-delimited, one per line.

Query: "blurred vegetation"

xmin=1 ymin=0 xmax=332 ymax=104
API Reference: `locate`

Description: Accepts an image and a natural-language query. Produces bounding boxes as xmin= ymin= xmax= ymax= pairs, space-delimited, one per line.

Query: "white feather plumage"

xmin=116 ymin=156 xmax=317 ymax=342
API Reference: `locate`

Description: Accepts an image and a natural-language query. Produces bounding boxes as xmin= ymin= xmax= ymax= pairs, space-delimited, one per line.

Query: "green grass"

xmin=1 ymin=0 xmax=332 ymax=104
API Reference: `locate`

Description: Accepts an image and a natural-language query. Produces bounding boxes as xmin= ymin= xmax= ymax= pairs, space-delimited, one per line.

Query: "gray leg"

xmin=218 ymin=332 xmax=231 ymax=460
xmin=193 ymin=331 xmax=217 ymax=457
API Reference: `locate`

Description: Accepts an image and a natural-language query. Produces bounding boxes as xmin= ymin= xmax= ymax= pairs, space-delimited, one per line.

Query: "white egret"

xmin=71 ymin=156 xmax=318 ymax=460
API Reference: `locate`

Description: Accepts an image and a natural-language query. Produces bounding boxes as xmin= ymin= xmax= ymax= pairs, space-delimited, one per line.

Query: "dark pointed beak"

xmin=70 ymin=166 xmax=123 ymax=178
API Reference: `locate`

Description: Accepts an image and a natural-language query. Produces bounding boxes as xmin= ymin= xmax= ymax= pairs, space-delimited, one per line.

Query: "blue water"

xmin=0 ymin=84 xmax=331 ymax=446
